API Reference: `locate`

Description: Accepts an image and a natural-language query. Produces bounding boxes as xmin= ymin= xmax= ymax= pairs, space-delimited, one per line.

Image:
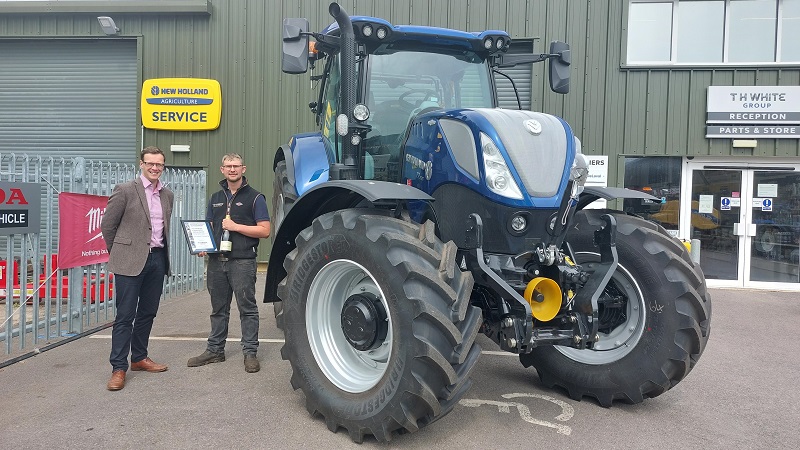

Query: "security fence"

xmin=0 ymin=153 xmax=206 ymax=356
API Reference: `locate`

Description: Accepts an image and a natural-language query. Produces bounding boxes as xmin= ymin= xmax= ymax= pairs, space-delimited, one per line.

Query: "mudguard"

xmin=576 ymin=186 xmax=658 ymax=211
xmin=263 ymin=180 xmax=433 ymax=303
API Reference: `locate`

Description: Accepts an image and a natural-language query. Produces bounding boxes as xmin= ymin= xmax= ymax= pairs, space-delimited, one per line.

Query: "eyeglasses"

xmin=222 ymin=164 xmax=243 ymax=170
xmin=142 ymin=162 xmax=165 ymax=169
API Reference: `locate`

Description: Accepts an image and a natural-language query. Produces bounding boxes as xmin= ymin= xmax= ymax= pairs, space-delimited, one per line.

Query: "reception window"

xmin=627 ymin=0 xmax=800 ymax=65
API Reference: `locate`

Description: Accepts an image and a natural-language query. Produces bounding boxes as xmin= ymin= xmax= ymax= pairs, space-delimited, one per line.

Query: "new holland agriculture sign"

xmin=141 ymin=78 xmax=222 ymax=131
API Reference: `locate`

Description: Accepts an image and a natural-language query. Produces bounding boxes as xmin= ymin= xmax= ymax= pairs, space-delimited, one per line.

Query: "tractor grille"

xmin=474 ymin=109 xmax=569 ymax=198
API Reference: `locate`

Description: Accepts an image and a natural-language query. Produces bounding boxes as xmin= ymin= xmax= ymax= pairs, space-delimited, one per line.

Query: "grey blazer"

xmin=101 ymin=177 xmax=174 ymax=277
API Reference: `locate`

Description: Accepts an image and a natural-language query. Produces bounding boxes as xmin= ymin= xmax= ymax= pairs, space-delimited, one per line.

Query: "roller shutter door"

xmin=0 ymin=39 xmax=137 ymax=163
xmin=495 ymin=40 xmax=533 ymax=110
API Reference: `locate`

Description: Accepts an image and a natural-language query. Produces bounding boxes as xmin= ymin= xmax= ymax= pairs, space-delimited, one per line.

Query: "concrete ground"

xmin=1 ymin=281 xmax=798 ymax=449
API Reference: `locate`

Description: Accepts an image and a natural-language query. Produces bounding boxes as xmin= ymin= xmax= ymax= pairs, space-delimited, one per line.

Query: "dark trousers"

xmin=109 ymin=250 xmax=167 ymax=372
xmin=206 ymin=257 xmax=259 ymax=355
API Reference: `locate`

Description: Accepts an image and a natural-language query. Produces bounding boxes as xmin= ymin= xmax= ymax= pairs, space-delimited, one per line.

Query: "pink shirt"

xmin=140 ymin=174 xmax=165 ymax=248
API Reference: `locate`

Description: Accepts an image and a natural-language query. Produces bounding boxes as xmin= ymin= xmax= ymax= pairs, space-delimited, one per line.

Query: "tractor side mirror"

xmin=548 ymin=41 xmax=570 ymax=94
xmin=282 ymin=18 xmax=310 ymax=74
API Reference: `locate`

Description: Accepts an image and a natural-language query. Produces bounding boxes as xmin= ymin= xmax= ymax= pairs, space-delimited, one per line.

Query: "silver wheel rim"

xmin=556 ymin=252 xmax=646 ymax=365
xmin=307 ymin=259 xmax=392 ymax=393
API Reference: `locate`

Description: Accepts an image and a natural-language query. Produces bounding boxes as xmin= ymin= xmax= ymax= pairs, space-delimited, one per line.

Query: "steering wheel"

xmin=398 ymin=89 xmax=438 ymax=108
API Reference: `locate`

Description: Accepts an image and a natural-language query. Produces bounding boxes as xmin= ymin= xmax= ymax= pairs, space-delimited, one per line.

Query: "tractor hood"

xmin=403 ymin=108 xmax=583 ymax=209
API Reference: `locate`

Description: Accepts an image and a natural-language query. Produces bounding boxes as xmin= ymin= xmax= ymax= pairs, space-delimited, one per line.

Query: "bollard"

xmin=690 ymin=239 xmax=701 ymax=264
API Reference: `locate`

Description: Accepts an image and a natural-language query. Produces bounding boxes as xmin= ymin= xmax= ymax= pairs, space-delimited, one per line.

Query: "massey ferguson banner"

xmin=58 ymin=192 xmax=109 ymax=269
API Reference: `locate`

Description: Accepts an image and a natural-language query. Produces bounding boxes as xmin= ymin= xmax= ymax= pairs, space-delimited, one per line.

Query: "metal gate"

xmin=0 ymin=153 xmax=207 ymax=356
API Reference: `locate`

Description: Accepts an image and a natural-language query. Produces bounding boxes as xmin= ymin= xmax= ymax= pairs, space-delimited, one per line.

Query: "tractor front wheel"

xmin=521 ymin=210 xmax=711 ymax=406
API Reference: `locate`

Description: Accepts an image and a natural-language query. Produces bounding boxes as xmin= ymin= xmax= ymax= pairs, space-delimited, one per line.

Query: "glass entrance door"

xmin=688 ymin=169 xmax=741 ymax=282
xmin=748 ymin=170 xmax=800 ymax=286
xmin=685 ymin=161 xmax=800 ymax=289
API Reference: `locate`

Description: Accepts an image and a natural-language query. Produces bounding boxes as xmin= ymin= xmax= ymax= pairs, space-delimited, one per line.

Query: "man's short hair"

xmin=221 ymin=153 xmax=244 ymax=165
xmin=141 ymin=146 xmax=164 ymax=161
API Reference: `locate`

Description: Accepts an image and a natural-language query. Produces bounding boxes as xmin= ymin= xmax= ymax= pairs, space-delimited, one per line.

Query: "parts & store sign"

xmin=706 ymin=86 xmax=800 ymax=138
xmin=0 ymin=181 xmax=40 ymax=235
xmin=141 ymin=78 xmax=222 ymax=131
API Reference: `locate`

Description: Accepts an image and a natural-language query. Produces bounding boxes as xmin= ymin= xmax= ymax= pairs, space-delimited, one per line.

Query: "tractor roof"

xmin=321 ymin=15 xmax=511 ymax=55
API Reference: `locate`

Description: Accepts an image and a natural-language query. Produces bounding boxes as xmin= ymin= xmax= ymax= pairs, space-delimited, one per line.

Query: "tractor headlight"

xmin=481 ymin=133 xmax=523 ymax=200
xmin=353 ymin=103 xmax=370 ymax=122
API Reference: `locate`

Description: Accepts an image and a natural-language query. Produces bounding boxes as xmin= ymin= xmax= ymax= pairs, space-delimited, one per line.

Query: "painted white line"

xmin=89 ymin=335 xmax=520 ymax=355
xmin=89 ymin=335 xmax=286 ymax=344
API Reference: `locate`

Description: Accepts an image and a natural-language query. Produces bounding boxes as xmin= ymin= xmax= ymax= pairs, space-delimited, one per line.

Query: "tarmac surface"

xmin=1 ymin=279 xmax=799 ymax=449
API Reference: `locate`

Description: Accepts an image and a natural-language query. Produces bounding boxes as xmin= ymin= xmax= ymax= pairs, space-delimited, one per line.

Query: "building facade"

xmin=1 ymin=0 xmax=798 ymax=289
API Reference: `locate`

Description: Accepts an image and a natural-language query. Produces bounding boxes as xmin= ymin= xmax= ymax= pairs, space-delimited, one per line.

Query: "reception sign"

xmin=706 ymin=86 xmax=800 ymax=138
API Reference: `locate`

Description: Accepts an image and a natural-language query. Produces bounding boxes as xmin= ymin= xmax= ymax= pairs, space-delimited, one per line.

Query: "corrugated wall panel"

xmin=645 ymin=71 xmax=669 ymax=155
xmin=563 ymin=0 xmax=588 ymax=135
xmin=583 ymin=0 xmax=610 ymax=156
xmin=665 ymin=71 xmax=690 ymax=155
xmin=624 ymin=72 xmax=648 ymax=155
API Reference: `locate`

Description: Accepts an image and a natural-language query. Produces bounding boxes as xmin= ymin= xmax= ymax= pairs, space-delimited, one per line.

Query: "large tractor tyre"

xmin=521 ymin=210 xmax=711 ymax=407
xmin=271 ymin=160 xmax=297 ymax=329
xmin=277 ymin=209 xmax=482 ymax=443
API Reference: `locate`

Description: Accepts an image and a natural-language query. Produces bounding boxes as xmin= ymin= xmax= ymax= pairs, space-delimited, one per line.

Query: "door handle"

xmin=748 ymin=223 xmax=757 ymax=237
xmin=733 ymin=222 xmax=743 ymax=236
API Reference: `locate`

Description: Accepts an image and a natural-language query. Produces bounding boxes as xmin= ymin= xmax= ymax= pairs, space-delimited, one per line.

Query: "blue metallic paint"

xmin=287 ymin=132 xmax=330 ymax=196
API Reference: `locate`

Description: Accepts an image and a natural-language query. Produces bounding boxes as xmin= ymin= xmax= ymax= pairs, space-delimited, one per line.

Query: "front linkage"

xmin=461 ymin=212 xmax=619 ymax=354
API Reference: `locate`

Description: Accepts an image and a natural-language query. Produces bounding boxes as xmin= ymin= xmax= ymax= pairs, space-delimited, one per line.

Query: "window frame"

xmin=624 ymin=0 xmax=800 ymax=67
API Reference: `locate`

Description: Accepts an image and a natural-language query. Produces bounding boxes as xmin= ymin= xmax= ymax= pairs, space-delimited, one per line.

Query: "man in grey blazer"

xmin=101 ymin=146 xmax=174 ymax=391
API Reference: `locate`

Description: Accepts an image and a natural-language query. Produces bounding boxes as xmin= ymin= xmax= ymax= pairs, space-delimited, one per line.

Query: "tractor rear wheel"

xmin=277 ymin=209 xmax=481 ymax=443
xmin=521 ymin=210 xmax=711 ymax=406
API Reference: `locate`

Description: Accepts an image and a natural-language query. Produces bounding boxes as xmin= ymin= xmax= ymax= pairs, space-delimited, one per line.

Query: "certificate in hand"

xmin=181 ymin=220 xmax=219 ymax=254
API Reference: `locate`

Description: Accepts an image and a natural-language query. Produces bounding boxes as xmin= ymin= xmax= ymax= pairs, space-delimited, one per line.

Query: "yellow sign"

xmin=141 ymin=78 xmax=222 ymax=131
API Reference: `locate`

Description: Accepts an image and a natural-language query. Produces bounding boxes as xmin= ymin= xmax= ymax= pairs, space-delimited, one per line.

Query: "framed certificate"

xmin=180 ymin=220 xmax=219 ymax=254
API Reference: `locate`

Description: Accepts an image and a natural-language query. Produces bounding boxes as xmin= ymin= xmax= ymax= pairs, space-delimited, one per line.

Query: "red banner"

xmin=58 ymin=192 xmax=110 ymax=269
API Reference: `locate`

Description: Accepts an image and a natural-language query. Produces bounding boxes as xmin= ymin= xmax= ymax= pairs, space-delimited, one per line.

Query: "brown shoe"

xmin=244 ymin=354 xmax=260 ymax=373
xmin=131 ymin=357 xmax=168 ymax=373
xmin=107 ymin=370 xmax=126 ymax=391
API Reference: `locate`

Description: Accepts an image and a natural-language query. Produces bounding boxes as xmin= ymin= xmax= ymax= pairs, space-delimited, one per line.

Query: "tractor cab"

xmin=281 ymin=12 xmax=570 ymax=182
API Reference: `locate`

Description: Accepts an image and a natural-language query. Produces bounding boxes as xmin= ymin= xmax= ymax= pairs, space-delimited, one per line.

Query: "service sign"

xmin=141 ymin=78 xmax=222 ymax=131
xmin=0 ymin=181 xmax=41 ymax=235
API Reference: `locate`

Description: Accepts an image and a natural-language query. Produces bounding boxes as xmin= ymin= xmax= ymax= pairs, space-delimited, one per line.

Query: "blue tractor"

xmin=265 ymin=3 xmax=711 ymax=443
